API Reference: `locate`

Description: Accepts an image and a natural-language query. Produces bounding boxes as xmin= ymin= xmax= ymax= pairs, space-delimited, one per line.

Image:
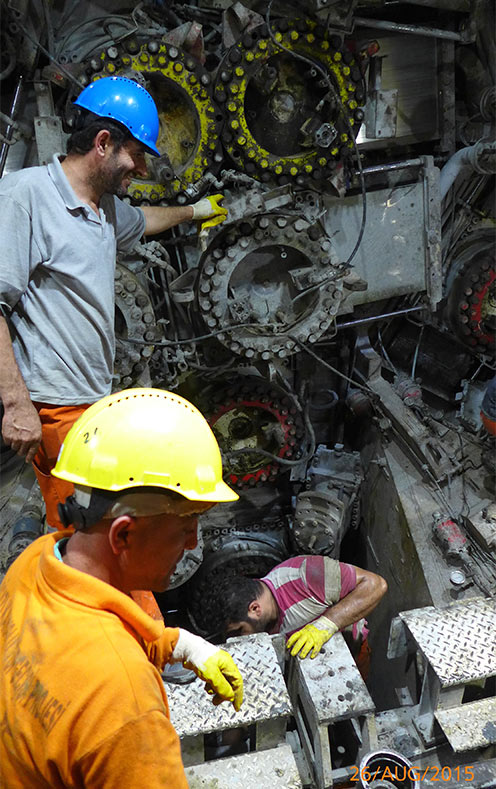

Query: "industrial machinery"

xmin=0 ymin=0 xmax=494 ymax=785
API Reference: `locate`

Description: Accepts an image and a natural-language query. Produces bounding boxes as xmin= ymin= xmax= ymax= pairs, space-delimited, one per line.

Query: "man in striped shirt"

xmin=218 ymin=555 xmax=387 ymax=676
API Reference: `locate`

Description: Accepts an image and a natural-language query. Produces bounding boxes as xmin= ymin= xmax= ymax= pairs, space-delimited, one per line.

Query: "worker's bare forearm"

xmin=321 ymin=569 xmax=388 ymax=630
xmin=0 ymin=315 xmax=31 ymax=406
xmin=0 ymin=315 xmax=42 ymax=461
xmin=141 ymin=205 xmax=194 ymax=236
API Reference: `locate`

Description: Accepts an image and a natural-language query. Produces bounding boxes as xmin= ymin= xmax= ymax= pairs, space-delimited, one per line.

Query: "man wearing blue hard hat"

xmin=0 ymin=76 xmax=225 ymax=543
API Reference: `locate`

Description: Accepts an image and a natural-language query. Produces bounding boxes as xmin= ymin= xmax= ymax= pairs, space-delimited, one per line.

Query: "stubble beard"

xmin=95 ymin=153 xmax=131 ymax=197
xmin=107 ymin=166 xmax=130 ymax=198
xmin=247 ymin=612 xmax=275 ymax=634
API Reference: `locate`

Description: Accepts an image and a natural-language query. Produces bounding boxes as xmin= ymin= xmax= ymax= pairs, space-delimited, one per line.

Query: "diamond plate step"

xmin=184 ymin=744 xmax=302 ymax=788
xmin=399 ymin=597 xmax=496 ymax=686
xmin=294 ymin=631 xmax=375 ymax=724
xmin=166 ymin=632 xmax=292 ymax=738
xmin=435 ymin=697 xmax=496 ymax=752
xmin=288 ymin=633 xmax=375 ymax=789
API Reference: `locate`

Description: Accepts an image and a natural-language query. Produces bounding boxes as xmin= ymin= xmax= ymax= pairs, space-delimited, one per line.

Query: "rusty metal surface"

xmin=435 ymin=697 xmax=496 ymax=752
xmin=184 ymin=744 xmax=302 ymax=788
xmin=399 ymin=597 xmax=496 ymax=686
xmin=166 ymin=633 xmax=292 ymax=737
xmin=293 ymin=631 xmax=375 ymax=724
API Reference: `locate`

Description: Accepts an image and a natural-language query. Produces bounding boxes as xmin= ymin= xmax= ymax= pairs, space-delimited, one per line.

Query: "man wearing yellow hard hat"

xmin=0 ymin=388 xmax=243 ymax=789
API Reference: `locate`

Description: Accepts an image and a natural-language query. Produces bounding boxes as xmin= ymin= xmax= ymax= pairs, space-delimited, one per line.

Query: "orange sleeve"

xmin=145 ymin=626 xmax=180 ymax=670
xmin=74 ymin=710 xmax=188 ymax=788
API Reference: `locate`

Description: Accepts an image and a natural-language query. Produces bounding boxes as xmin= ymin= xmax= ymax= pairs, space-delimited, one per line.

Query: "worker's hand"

xmin=171 ymin=629 xmax=243 ymax=711
xmin=1 ymin=400 xmax=42 ymax=463
xmin=286 ymin=617 xmax=339 ymax=659
xmin=191 ymin=194 xmax=228 ymax=228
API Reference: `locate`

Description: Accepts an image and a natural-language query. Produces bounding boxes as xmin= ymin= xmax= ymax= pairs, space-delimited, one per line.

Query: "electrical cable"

xmin=124 ymin=321 xmax=285 ymax=347
xmin=187 ymin=359 xmax=236 ymax=374
xmin=226 ymin=445 xmax=312 ymax=467
xmin=377 ymin=326 xmax=398 ymax=375
xmin=38 ymin=0 xmax=55 ymax=57
xmin=55 ymin=15 xmax=138 ymax=60
xmin=16 ymin=21 xmax=85 ymax=89
xmin=455 ymin=430 xmax=471 ymax=518
xmin=301 ymin=387 xmax=317 ymax=459
xmin=289 ymin=335 xmax=373 ymax=394
xmin=410 ymin=323 xmax=425 ymax=380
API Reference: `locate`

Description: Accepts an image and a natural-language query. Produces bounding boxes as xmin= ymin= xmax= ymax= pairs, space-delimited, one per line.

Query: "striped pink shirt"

xmin=261 ymin=555 xmax=367 ymax=640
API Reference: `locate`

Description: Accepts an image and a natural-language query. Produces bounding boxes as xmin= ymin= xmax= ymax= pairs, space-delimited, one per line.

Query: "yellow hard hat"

xmin=52 ymin=388 xmax=238 ymax=503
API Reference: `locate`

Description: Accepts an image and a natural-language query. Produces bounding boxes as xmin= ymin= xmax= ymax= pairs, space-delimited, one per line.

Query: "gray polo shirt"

xmin=0 ymin=154 xmax=145 ymax=404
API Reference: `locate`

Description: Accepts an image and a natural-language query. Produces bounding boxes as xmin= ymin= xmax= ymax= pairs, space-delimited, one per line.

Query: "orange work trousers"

xmin=481 ymin=411 xmax=496 ymax=437
xmin=32 ymin=402 xmax=90 ymax=530
xmin=31 ymin=402 xmax=163 ymax=621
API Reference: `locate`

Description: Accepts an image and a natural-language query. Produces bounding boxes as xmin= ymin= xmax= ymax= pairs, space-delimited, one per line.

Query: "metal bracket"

xmin=33 ymin=80 xmax=66 ymax=166
xmin=365 ymin=57 xmax=398 ymax=140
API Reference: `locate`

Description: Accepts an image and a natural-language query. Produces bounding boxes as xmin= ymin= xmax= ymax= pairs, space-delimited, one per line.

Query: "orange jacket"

xmin=0 ymin=533 xmax=188 ymax=788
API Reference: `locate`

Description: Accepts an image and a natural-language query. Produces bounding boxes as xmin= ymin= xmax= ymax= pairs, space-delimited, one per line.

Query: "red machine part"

xmin=207 ymin=386 xmax=304 ymax=488
xmin=432 ymin=515 xmax=468 ymax=560
xmin=456 ymin=257 xmax=496 ymax=352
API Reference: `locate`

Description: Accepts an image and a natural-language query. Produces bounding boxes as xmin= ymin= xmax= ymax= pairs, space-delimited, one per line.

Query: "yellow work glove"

xmin=191 ymin=194 xmax=228 ymax=227
xmin=171 ymin=629 xmax=243 ymax=711
xmin=286 ymin=616 xmax=339 ymax=659
xmin=191 ymin=195 xmax=228 ymax=252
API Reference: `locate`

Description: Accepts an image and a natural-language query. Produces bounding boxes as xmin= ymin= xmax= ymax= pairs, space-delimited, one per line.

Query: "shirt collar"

xmin=40 ymin=533 xmax=165 ymax=644
xmin=47 ymin=153 xmax=90 ymax=212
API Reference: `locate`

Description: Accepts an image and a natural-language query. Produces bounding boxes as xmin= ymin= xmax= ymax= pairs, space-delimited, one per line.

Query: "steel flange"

xmin=197 ymin=213 xmax=344 ymax=359
xmin=214 ymin=18 xmax=365 ymax=186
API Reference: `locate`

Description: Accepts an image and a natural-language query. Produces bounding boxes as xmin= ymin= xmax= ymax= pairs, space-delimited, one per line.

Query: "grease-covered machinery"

xmin=0 ymin=0 xmax=495 ymax=784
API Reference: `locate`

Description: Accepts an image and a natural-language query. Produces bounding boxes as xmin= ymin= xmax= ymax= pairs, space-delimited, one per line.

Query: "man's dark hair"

xmin=67 ymin=110 xmax=134 ymax=155
xmin=211 ymin=575 xmax=265 ymax=637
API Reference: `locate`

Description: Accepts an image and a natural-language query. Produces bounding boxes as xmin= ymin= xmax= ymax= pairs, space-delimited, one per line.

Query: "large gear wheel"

xmin=197 ymin=213 xmax=343 ymax=359
xmin=83 ymin=38 xmax=223 ymax=203
xmin=214 ymin=18 xmax=365 ymax=186
xmin=198 ymin=377 xmax=306 ymax=489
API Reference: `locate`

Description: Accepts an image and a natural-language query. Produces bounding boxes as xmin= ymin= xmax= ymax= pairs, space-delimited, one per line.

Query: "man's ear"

xmin=108 ymin=514 xmax=135 ymax=555
xmin=247 ymin=599 xmax=262 ymax=618
xmin=94 ymin=128 xmax=113 ymax=157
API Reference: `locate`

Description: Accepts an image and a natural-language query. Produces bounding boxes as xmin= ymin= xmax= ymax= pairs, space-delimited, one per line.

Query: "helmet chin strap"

xmin=58 ymin=489 xmax=117 ymax=531
xmin=57 ymin=486 xmax=185 ymax=530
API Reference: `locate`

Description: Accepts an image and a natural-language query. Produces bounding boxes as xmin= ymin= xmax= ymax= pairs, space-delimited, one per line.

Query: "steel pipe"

xmin=354 ymin=16 xmax=463 ymax=41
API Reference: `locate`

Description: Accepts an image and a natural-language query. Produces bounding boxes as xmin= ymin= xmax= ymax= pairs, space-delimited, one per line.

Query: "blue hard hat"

xmin=74 ymin=76 xmax=160 ymax=156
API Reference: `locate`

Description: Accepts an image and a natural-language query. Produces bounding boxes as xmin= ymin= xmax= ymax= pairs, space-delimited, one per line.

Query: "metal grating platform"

xmin=399 ymin=597 xmax=496 ymax=686
xmin=166 ymin=633 xmax=292 ymax=737
xmin=294 ymin=631 xmax=374 ymax=724
xmin=435 ymin=697 xmax=496 ymax=752
xmin=184 ymin=744 xmax=302 ymax=788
